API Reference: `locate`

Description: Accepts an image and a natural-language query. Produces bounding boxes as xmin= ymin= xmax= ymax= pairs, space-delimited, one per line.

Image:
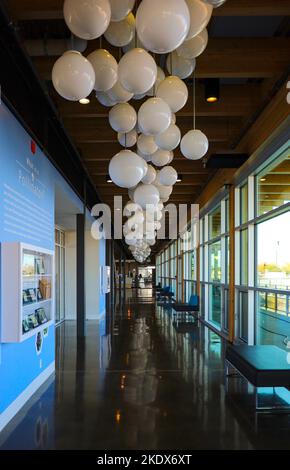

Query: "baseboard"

xmin=0 ymin=361 xmax=55 ymax=433
xmin=86 ymin=309 xmax=106 ymax=321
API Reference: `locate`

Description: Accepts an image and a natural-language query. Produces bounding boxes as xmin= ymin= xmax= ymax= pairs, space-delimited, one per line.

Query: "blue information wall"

xmin=0 ymin=102 xmax=106 ymax=430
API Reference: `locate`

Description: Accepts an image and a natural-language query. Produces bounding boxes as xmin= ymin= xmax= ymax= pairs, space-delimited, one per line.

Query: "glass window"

xmin=190 ymin=251 xmax=195 ymax=279
xmin=240 ymin=183 xmax=248 ymax=224
xmin=225 ymin=198 xmax=229 ymax=233
xmin=257 ymin=211 xmax=290 ymax=289
xmin=209 ymin=241 xmax=221 ymax=282
xmin=257 ymin=149 xmax=290 ymax=217
xmin=239 ymin=291 xmax=248 ymax=342
xmin=209 ymin=206 xmax=221 ymax=239
xmin=209 ymin=285 xmax=221 ymax=328
xmin=240 ymin=229 xmax=248 ymax=285
xmin=225 ymin=236 xmax=230 ymax=284
xmin=256 ymin=291 xmax=290 ymax=348
xmin=55 ymin=228 xmax=60 ymax=244
xmin=223 ymin=288 xmax=229 ymax=331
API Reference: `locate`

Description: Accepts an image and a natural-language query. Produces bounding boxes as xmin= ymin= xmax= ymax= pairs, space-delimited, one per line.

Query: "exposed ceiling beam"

xmin=235 ymin=77 xmax=290 ymax=155
xmin=8 ymin=0 xmax=290 ymax=20
xmin=93 ymin=174 xmax=209 ymax=185
xmin=212 ymin=0 xmax=290 ymax=16
xmin=79 ymin=142 xmax=233 ymax=160
xmin=31 ymin=38 xmax=290 ymax=80
xmin=194 ymin=81 xmax=290 ymax=211
xmin=64 ymin=116 xmax=242 ymax=143
xmin=85 ymin=160 xmax=212 ymax=175
xmin=54 ymin=84 xmax=260 ymax=119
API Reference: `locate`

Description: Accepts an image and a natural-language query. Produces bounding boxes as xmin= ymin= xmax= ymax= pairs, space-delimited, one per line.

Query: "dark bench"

xmin=172 ymin=294 xmax=199 ymax=313
xmin=157 ymin=286 xmax=175 ymax=303
xmin=225 ymin=345 xmax=290 ymax=412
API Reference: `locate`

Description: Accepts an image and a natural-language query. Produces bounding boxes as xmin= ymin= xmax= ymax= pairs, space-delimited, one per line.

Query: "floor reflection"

xmin=1 ymin=289 xmax=290 ymax=449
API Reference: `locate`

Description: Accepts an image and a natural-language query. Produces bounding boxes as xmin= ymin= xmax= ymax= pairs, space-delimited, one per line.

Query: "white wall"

xmin=65 ymin=230 xmax=77 ymax=320
xmin=64 ymin=230 xmax=102 ymax=320
xmin=85 ymin=231 xmax=101 ymax=320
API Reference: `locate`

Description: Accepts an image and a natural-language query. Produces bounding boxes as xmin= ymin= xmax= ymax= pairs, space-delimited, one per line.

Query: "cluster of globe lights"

xmin=52 ymin=0 xmax=227 ymax=263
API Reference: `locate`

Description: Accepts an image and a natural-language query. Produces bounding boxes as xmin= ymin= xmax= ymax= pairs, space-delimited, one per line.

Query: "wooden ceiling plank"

xmin=8 ymin=0 xmax=290 ymax=20
xmin=64 ymin=116 xmax=242 ymax=144
xmin=54 ymin=84 xmax=260 ymax=119
xmin=31 ymin=38 xmax=290 ymax=80
xmin=212 ymin=0 xmax=290 ymax=16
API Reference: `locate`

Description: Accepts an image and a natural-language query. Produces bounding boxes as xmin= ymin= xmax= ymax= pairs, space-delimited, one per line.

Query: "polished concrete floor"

xmin=1 ymin=288 xmax=290 ymax=450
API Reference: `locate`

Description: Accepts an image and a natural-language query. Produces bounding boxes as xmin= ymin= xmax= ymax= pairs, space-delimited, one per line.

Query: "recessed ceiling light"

xmin=106 ymin=175 xmax=113 ymax=183
xmin=79 ymin=98 xmax=90 ymax=105
xmin=260 ymin=177 xmax=266 ymax=182
xmin=176 ymin=175 xmax=182 ymax=182
xmin=206 ymin=96 xmax=218 ymax=103
xmin=205 ymin=79 xmax=220 ymax=103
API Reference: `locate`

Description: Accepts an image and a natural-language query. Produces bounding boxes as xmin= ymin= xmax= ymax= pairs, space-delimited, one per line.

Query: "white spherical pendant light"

xmin=140 ymin=158 xmax=148 ymax=178
xmin=132 ymin=92 xmax=147 ymax=100
xmin=151 ymin=149 xmax=172 ymax=167
xmin=177 ymin=28 xmax=208 ymax=59
xmin=166 ymin=51 xmax=196 ymax=79
xmin=146 ymin=238 xmax=156 ymax=247
xmin=122 ymin=36 xmax=146 ymax=53
xmin=156 ymin=76 xmax=188 ymax=113
xmin=138 ymin=98 xmax=171 ymax=136
xmin=118 ymin=48 xmax=157 ymax=95
xmin=158 ymin=166 xmax=178 ymax=186
xmin=155 ymin=184 xmax=173 ymax=199
xmin=136 ymin=0 xmax=190 ymax=53
xmin=96 ymin=91 xmax=117 ymax=107
xmin=141 ymin=165 xmax=156 ymax=184
xmin=87 ymin=49 xmax=118 ymax=92
xmin=52 ymin=51 xmax=95 ymax=101
xmin=168 ymin=152 xmax=174 ymax=164
xmin=147 ymin=66 xmax=165 ymax=97
xmin=155 ymin=124 xmax=181 ymax=151
xmin=154 ymin=170 xmax=161 ymax=186
xmin=134 ymin=184 xmax=160 ymax=209
xmin=107 ymin=80 xmax=133 ymax=103
xmin=118 ymin=129 xmax=138 ymax=147
xmin=124 ymin=201 xmax=142 ymax=217
xmin=109 ymin=103 xmax=137 ymax=133
xmin=138 ymin=150 xmax=152 ymax=162
xmin=128 ymin=185 xmax=137 ymax=200
xmin=104 ymin=12 xmax=135 ymax=47
xmin=110 ymin=0 xmax=135 ymax=21
xmin=125 ymin=234 xmax=138 ymax=245
xmin=185 ymin=0 xmax=212 ymax=40
xmin=109 ymin=150 xmax=144 ymax=188
xmin=137 ymin=134 xmax=158 ymax=155
xmin=63 ymin=0 xmax=111 ymax=40
xmin=181 ymin=129 xmax=209 ymax=159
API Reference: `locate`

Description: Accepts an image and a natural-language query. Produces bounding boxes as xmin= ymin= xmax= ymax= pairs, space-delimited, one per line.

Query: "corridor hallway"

xmin=1 ymin=288 xmax=290 ymax=450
